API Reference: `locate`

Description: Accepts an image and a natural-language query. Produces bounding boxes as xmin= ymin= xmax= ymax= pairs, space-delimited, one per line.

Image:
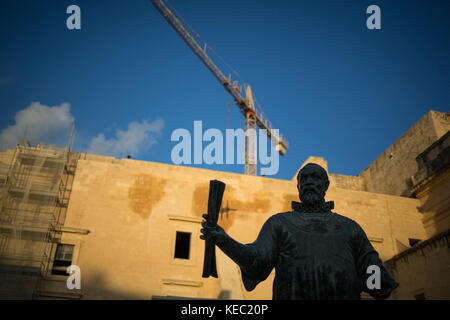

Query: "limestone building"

xmin=0 ymin=110 xmax=448 ymax=299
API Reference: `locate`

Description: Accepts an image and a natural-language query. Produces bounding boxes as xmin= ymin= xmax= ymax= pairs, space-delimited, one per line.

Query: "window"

xmin=52 ymin=244 xmax=74 ymax=275
xmin=174 ymin=232 xmax=191 ymax=260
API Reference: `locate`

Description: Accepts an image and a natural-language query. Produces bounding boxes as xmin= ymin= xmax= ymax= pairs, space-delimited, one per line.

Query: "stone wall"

xmin=386 ymin=230 xmax=450 ymax=300
xmin=329 ymin=173 xmax=365 ymax=191
xmin=359 ymin=111 xmax=449 ymax=197
xmin=410 ymin=131 xmax=450 ymax=237
xmin=48 ymin=155 xmax=426 ymax=299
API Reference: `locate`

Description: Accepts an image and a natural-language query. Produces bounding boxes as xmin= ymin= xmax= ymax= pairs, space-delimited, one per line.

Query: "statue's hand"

xmin=200 ymin=214 xmax=227 ymax=246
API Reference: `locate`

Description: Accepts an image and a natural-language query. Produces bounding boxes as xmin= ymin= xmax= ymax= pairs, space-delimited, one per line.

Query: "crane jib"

xmin=150 ymin=0 xmax=288 ymax=173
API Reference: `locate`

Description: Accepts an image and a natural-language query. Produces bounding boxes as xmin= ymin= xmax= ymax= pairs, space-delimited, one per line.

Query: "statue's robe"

xmin=237 ymin=202 xmax=399 ymax=300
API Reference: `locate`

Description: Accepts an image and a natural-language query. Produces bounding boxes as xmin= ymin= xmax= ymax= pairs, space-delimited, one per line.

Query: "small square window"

xmin=52 ymin=244 xmax=74 ymax=275
xmin=174 ymin=232 xmax=191 ymax=260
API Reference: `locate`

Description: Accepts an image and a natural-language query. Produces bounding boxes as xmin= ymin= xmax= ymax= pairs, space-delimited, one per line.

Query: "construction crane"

xmin=150 ymin=0 xmax=289 ymax=175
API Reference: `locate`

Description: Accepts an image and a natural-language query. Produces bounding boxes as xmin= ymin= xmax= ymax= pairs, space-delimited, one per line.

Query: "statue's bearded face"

xmin=297 ymin=164 xmax=329 ymax=206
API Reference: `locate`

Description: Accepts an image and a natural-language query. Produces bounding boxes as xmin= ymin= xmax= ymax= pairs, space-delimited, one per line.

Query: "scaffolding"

xmin=0 ymin=138 xmax=77 ymax=299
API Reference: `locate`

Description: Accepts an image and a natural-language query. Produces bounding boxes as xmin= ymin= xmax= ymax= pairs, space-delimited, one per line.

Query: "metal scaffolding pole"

xmin=0 ymin=138 xmax=76 ymax=299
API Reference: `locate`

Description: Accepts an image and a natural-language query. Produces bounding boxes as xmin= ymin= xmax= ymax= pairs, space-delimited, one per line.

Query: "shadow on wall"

xmin=417 ymin=190 xmax=448 ymax=236
xmin=63 ymin=270 xmax=151 ymax=300
xmin=415 ymin=168 xmax=450 ymax=237
xmin=65 ymin=270 xmax=230 ymax=300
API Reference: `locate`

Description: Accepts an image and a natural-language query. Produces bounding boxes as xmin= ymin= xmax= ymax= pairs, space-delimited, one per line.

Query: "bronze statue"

xmin=200 ymin=163 xmax=399 ymax=300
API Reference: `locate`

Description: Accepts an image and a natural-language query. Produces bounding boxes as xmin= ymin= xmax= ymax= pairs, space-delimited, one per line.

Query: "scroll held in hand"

xmin=202 ymin=179 xmax=226 ymax=278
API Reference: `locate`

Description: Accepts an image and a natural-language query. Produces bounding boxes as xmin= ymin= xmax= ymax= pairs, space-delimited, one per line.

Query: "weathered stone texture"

xmin=329 ymin=173 xmax=365 ymax=191
xmin=359 ymin=111 xmax=449 ymax=197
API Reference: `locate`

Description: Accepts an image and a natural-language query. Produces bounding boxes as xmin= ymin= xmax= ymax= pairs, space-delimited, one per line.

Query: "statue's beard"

xmin=299 ymin=188 xmax=324 ymax=206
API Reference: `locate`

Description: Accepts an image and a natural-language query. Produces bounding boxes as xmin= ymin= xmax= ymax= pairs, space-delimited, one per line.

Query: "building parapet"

xmin=385 ymin=229 xmax=450 ymax=267
xmin=410 ymin=130 xmax=450 ymax=196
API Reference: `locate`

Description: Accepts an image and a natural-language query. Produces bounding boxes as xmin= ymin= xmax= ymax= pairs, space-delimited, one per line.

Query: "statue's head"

xmin=297 ymin=163 xmax=329 ymax=206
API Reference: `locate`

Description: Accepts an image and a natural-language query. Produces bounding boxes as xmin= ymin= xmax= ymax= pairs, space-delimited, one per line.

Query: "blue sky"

xmin=1 ymin=0 xmax=449 ymax=180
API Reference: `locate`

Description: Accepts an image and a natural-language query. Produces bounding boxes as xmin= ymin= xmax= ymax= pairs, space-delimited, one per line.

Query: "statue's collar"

xmin=291 ymin=201 xmax=334 ymax=214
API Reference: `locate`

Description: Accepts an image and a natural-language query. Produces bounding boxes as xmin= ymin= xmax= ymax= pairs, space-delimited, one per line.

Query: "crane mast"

xmin=151 ymin=0 xmax=288 ymax=175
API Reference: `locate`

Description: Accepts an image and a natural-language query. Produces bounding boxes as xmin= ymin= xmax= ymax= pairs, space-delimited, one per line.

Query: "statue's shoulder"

xmin=270 ymin=211 xmax=297 ymax=222
xmin=274 ymin=210 xmax=295 ymax=216
xmin=331 ymin=212 xmax=364 ymax=231
xmin=260 ymin=211 xmax=296 ymax=230
xmin=332 ymin=212 xmax=355 ymax=223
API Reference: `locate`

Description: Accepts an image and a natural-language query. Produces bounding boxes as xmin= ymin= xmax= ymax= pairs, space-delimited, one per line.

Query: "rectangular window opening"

xmin=174 ymin=231 xmax=191 ymax=260
xmin=51 ymin=244 xmax=74 ymax=275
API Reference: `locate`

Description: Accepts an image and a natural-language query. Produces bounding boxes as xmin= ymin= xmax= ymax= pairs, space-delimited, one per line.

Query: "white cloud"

xmin=87 ymin=118 xmax=164 ymax=158
xmin=0 ymin=101 xmax=164 ymax=157
xmin=0 ymin=101 xmax=74 ymax=150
